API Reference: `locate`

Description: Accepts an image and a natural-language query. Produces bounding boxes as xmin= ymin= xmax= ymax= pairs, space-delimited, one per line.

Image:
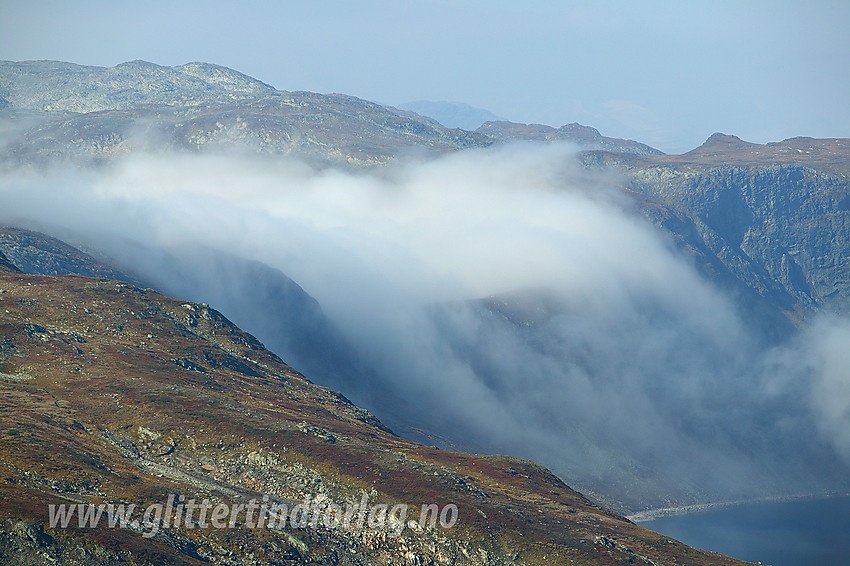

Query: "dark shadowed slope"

xmin=0 ymin=227 xmax=140 ymax=283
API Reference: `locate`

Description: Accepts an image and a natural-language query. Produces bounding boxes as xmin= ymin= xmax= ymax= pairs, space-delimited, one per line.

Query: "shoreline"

xmin=626 ymin=491 xmax=850 ymax=523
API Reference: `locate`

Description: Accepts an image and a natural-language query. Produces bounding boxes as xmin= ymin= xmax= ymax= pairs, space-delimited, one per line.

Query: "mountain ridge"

xmin=3 ymin=60 xmax=847 ymax=165
xmin=476 ymin=120 xmax=664 ymax=156
xmin=0 ymin=59 xmax=277 ymax=113
xmin=0 ymin=60 xmax=668 ymax=167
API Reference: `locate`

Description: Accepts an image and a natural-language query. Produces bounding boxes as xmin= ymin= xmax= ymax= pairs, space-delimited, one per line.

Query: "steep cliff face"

xmin=581 ymin=135 xmax=850 ymax=331
xmin=629 ymin=164 xmax=850 ymax=321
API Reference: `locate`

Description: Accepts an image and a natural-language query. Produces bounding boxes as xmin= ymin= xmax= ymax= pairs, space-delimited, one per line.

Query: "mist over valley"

xmin=0 ymin=25 xmax=847 ymax=563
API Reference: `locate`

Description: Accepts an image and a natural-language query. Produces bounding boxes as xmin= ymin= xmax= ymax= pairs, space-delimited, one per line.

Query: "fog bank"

xmin=2 ymin=145 xmax=848 ymax=509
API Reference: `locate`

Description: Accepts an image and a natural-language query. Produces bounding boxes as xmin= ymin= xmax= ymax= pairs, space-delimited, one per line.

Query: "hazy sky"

xmin=1 ymin=0 xmax=848 ymax=152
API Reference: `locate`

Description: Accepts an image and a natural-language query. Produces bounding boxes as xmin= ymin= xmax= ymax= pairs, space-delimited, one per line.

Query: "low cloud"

xmin=802 ymin=318 xmax=850 ymax=464
xmin=1 ymin=143 xmax=848 ymax=509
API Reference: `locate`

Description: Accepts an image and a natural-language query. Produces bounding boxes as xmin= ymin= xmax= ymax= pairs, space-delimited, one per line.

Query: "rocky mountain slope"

xmin=0 ymin=60 xmax=661 ymax=168
xmin=0 ymin=60 xmax=490 ymax=167
xmin=0 ymin=250 xmax=750 ymax=565
xmin=0 ymin=60 xmax=276 ymax=113
xmin=0 ymin=228 xmax=375 ymax=420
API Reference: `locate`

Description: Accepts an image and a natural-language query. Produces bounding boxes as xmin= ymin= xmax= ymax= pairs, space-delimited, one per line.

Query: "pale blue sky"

xmin=1 ymin=0 xmax=847 ymax=152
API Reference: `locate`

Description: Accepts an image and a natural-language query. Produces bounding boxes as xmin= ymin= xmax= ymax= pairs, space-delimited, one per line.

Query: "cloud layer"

xmin=2 ymin=144 xmax=849 ymax=509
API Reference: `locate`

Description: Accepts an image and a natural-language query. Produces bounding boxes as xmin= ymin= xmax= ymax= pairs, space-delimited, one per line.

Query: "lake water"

xmin=639 ymin=495 xmax=850 ymax=566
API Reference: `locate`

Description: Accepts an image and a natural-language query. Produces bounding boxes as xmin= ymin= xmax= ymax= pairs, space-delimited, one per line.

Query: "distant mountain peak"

xmin=559 ymin=122 xmax=603 ymax=137
xmin=704 ymin=132 xmax=747 ymax=145
xmin=115 ymin=59 xmax=162 ymax=68
xmin=707 ymin=131 xmax=734 ymax=140
xmin=681 ymin=132 xmax=762 ymax=158
xmin=398 ymin=100 xmax=505 ymax=130
xmin=175 ymin=61 xmax=277 ymax=90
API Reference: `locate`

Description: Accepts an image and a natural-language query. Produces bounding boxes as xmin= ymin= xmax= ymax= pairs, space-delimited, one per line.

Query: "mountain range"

xmin=1 ymin=59 xmax=849 ymax=565
xmin=0 ymin=60 xmax=666 ymax=168
xmin=397 ymin=101 xmax=505 ymax=131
